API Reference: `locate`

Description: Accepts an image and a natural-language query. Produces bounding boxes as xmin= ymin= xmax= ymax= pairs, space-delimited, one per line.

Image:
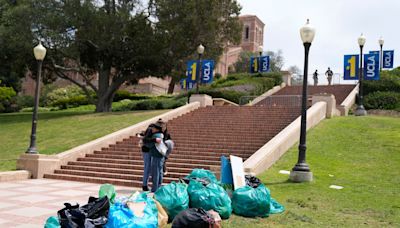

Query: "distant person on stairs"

xmin=326 ymin=67 xmax=334 ymax=85
xmin=313 ymin=70 xmax=319 ymax=86
xmin=156 ymin=119 xmax=174 ymax=176
xmin=139 ymin=123 xmax=156 ymax=191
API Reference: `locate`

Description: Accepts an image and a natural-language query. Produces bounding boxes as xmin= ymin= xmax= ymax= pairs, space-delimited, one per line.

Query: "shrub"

xmin=0 ymin=85 xmax=18 ymax=113
xmin=44 ymin=85 xmax=93 ymax=109
xmin=364 ymin=91 xmax=400 ymax=110
xmin=112 ymin=97 xmax=186 ymax=112
xmin=16 ymin=95 xmax=35 ymax=108
xmin=113 ymin=90 xmax=151 ymax=102
xmin=364 ymin=69 xmax=400 ymax=95
xmin=50 ymin=95 xmax=89 ymax=109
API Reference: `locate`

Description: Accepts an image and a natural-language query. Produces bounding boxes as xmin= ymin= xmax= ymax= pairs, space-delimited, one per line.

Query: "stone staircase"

xmin=44 ymin=106 xmax=301 ymax=187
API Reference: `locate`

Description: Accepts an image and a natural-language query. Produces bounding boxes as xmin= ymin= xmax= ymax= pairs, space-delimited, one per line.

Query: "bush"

xmin=364 ymin=91 xmax=400 ymax=110
xmin=113 ymin=90 xmax=150 ymax=102
xmin=0 ymin=85 xmax=18 ymax=113
xmin=50 ymin=95 xmax=89 ymax=109
xmin=16 ymin=95 xmax=35 ymax=108
xmin=364 ymin=68 xmax=400 ymax=95
xmin=112 ymin=97 xmax=186 ymax=112
xmin=44 ymin=85 xmax=92 ymax=109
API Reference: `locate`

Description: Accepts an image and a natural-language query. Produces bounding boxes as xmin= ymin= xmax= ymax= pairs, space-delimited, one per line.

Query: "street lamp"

xmin=290 ymin=19 xmax=315 ymax=182
xmin=258 ymin=45 xmax=263 ymax=73
xmin=258 ymin=45 xmax=263 ymax=57
xmin=196 ymin=44 xmax=204 ymax=94
xmin=355 ymin=33 xmax=367 ymax=116
xmin=378 ymin=36 xmax=384 ymax=72
xmin=26 ymin=41 xmax=46 ymax=154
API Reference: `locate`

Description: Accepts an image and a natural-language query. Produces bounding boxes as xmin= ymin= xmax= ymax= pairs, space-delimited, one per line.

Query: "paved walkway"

xmin=0 ymin=179 xmax=139 ymax=227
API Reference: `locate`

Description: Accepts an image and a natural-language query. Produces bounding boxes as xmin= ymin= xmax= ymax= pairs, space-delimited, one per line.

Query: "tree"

xmin=149 ymin=0 xmax=242 ymax=93
xmin=287 ymin=65 xmax=302 ymax=85
xmin=266 ymin=49 xmax=284 ymax=72
xmin=233 ymin=51 xmax=253 ymax=73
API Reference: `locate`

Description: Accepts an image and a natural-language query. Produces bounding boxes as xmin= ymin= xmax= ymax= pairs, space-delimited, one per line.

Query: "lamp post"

xmin=258 ymin=45 xmax=263 ymax=73
xmin=355 ymin=33 xmax=367 ymax=116
xmin=196 ymin=44 xmax=204 ymax=94
xmin=26 ymin=42 xmax=46 ymax=154
xmin=290 ymin=19 xmax=315 ymax=183
xmin=379 ymin=36 xmax=384 ymax=72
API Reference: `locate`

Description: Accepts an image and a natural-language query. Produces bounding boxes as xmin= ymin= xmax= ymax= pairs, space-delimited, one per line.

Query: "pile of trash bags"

xmin=44 ymin=168 xmax=284 ymax=227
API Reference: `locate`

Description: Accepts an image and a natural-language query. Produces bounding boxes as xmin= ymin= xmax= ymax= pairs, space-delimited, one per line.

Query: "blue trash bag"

xmin=154 ymin=182 xmax=189 ymax=221
xmin=187 ymin=179 xmax=232 ymax=219
xmin=44 ymin=216 xmax=60 ymax=228
xmin=186 ymin=169 xmax=218 ymax=183
xmin=270 ymin=198 xmax=285 ymax=214
xmin=232 ymin=184 xmax=271 ymax=217
xmin=106 ymin=192 xmax=158 ymax=228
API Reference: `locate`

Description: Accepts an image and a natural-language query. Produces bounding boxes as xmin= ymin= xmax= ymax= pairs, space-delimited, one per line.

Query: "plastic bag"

xmin=44 ymin=216 xmax=60 ymax=228
xmin=58 ymin=196 xmax=110 ymax=228
xmin=154 ymin=182 xmax=189 ymax=221
xmin=106 ymin=192 xmax=158 ymax=228
xmin=232 ymin=184 xmax=271 ymax=217
xmin=188 ymin=180 xmax=232 ymax=219
xmin=269 ymin=198 xmax=285 ymax=214
xmin=172 ymin=208 xmax=214 ymax=228
xmin=99 ymin=183 xmax=116 ymax=204
xmin=154 ymin=199 xmax=168 ymax=227
xmin=186 ymin=169 xmax=218 ymax=183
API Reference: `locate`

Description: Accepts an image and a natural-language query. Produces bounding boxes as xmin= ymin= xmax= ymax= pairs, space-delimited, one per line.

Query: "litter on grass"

xmin=279 ymin=170 xmax=290 ymax=175
xmin=329 ymin=185 xmax=343 ymax=190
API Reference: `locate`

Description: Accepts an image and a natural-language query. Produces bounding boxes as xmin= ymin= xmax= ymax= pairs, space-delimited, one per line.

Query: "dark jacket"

xmin=142 ymin=127 xmax=155 ymax=152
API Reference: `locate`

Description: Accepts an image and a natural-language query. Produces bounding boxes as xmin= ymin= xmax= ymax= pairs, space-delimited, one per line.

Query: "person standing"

xmin=149 ymin=122 xmax=165 ymax=192
xmin=156 ymin=119 xmax=174 ymax=176
xmin=326 ymin=67 xmax=334 ymax=85
xmin=140 ymin=123 xmax=155 ymax=191
xmin=313 ymin=70 xmax=319 ymax=86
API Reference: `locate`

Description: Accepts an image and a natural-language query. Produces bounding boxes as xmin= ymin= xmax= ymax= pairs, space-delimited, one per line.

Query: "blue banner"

xmin=201 ymin=60 xmax=214 ymax=84
xmin=383 ymin=50 xmax=394 ymax=69
xmin=180 ymin=78 xmax=195 ymax=90
xmin=364 ymin=53 xmax=380 ymax=80
xmin=259 ymin=56 xmax=270 ymax=72
xmin=186 ymin=60 xmax=198 ymax=83
xmin=250 ymin=57 xmax=259 ymax=73
xmin=343 ymin=54 xmax=359 ymax=80
xmin=369 ymin=51 xmax=380 ymax=55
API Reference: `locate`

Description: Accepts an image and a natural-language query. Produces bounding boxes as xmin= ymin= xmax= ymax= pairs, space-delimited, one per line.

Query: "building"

xmin=215 ymin=15 xmax=265 ymax=76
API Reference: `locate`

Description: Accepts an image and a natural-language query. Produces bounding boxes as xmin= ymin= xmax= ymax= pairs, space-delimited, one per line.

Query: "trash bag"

xmin=207 ymin=210 xmax=222 ymax=228
xmin=232 ymin=184 xmax=271 ymax=217
xmin=99 ymin=184 xmax=116 ymax=204
xmin=245 ymin=175 xmax=261 ymax=188
xmin=106 ymin=192 xmax=158 ymax=228
xmin=154 ymin=182 xmax=189 ymax=221
xmin=186 ymin=169 xmax=218 ymax=183
xmin=269 ymin=198 xmax=285 ymax=214
xmin=171 ymin=208 xmax=214 ymax=228
xmin=58 ymin=196 xmax=110 ymax=228
xmin=188 ymin=180 xmax=232 ymax=219
xmin=154 ymin=199 xmax=168 ymax=227
xmin=44 ymin=216 xmax=60 ymax=228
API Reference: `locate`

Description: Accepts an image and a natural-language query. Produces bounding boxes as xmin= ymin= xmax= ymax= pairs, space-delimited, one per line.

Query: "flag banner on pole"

xmin=201 ymin=60 xmax=214 ymax=84
xmin=364 ymin=53 xmax=380 ymax=80
xmin=383 ymin=50 xmax=394 ymax=69
xmin=343 ymin=55 xmax=359 ymax=80
xmin=250 ymin=57 xmax=259 ymax=73
xmin=259 ymin=56 xmax=270 ymax=72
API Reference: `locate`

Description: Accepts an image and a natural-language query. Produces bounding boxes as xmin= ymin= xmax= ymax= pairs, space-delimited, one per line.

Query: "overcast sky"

xmin=237 ymin=0 xmax=399 ymax=83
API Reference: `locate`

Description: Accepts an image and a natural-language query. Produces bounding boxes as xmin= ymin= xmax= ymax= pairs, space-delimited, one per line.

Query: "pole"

xmin=380 ymin=44 xmax=383 ymax=72
xmin=292 ymin=42 xmax=311 ymax=172
xmin=196 ymin=54 xmax=202 ymax=94
xmin=355 ymin=45 xmax=367 ymax=116
xmin=26 ymin=60 xmax=42 ymax=154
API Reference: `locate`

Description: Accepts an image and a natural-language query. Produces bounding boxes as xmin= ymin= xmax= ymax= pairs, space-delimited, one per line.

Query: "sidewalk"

xmin=0 ymin=179 xmax=139 ymax=227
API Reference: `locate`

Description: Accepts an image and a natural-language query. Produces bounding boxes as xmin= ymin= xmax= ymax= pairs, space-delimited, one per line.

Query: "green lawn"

xmin=223 ymin=116 xmax=400 ymax=227
xmin=0 ymin=110 xmax=167 ymax=171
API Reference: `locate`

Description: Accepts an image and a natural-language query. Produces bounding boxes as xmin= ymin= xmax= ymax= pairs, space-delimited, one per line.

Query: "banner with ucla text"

xmin=343 ymin=55 xmax=359 ymax=80
xmin=186 ymin=60 xmax=214 ymax=84
xmin=364 ymin=53 xmax=380 ymax=80
xmin=382 ymin=50 xmax=394 ymax=69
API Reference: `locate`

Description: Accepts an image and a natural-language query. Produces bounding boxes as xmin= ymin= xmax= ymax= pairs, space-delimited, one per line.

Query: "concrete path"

xmin=0 ymin=179 xmax=139 ymax=227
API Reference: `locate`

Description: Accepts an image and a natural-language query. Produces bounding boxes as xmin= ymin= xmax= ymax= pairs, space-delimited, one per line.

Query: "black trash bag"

xmin=172 ymin=208 xmax=214 ymax=228
xmin=180 ymin=177 xmax=210 ymax=186
xmin=58 ymin=196 xmax=110 ymax=228
xmin=245 ymin=175 xmax=261 ymax=188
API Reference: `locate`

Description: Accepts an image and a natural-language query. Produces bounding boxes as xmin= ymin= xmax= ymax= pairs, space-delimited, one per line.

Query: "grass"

xmin=0 ymin=109 xmax=167 ymax=171
xmin=222 ymin=116 xmax=400 ymax=227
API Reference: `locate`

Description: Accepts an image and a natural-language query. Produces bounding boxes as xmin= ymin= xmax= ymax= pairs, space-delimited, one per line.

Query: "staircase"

xmin=44 ymin=106 xmax=301 ymax=187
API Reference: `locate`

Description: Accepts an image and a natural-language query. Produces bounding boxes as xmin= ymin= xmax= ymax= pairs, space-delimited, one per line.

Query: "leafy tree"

xmin=149 ymin=0 xmax=242 ymax=93
xmin=233 ymin=51 xmax=253 ymax=73
xmin=287 ymin=65 xmax=302 ymax=85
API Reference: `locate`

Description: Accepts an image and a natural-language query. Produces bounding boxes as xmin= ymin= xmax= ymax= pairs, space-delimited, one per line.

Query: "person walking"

xmin=313 ymin=70 xmax=319 ymax=86
xmin=326 ymin=67 xmax=334 ymax=85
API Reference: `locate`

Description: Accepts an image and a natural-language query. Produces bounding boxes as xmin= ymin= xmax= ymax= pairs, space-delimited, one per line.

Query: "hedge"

xmin=364 ymin=91 xmax=400 ymax=110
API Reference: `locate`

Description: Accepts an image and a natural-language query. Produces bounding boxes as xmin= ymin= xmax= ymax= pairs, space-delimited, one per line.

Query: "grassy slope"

xmin=0 ymin=110 xmax=167 ymax=171
xmin=223 ymin=116 xmax=400 ymax=227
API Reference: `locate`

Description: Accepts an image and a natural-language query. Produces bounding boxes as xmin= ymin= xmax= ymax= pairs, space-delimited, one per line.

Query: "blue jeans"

xmin=151 ymin=156 xmax=165 ymax=192
xmin=142 ymin=152 xmax=151 ymax=187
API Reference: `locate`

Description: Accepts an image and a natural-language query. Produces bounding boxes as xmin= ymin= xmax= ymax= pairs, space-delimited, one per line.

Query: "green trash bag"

xmin=188 ymin=180 xmax=232 ymax=219
xmin=154 ymin=182 xmax=189 ymax=221
xmin=44 ymin=216 xmax=60 ymax=228
xmin=270 ymin=198 xmax=285 ymax=214
xmin=232 ymin=184 xmax=271 ymax=217
xmin=99 ymin=183 xmax=116 ymax=204
xmin=186 ymin=168 xmax=218 ymax=183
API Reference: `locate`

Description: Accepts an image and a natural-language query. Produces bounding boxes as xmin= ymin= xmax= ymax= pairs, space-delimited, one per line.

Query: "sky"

xmin=237 ymin=0 xmax=399 ymax=84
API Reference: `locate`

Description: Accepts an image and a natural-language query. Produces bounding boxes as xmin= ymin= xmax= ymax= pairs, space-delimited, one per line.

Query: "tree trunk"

xmin=95 ymin=96 xmax=113 ymax=112
xmin=167 ymin=78 xmax=175 ymax=94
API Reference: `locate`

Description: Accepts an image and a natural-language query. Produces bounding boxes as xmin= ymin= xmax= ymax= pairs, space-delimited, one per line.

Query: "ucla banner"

xmin=364 ymin=53 xmax=380 ymax=80
xmin=186 ymin=60 xmax=198 ymax=83
xmin=250 ymin=57 xmax=259 ymax=73
xmin=180 ymin=78 xmax=195 ymax=90
xmin=383 ymin=50 xmax=394 ymax=69
xmin=259 ymin=56 xmax=270 ymax=72
xmin=201 ymin=60 xmax=214 ymax=84
xmin=343 ymin=55 xmax=359 ymax=80
xmin=369 ymin=51 xmax=380 ymax=55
